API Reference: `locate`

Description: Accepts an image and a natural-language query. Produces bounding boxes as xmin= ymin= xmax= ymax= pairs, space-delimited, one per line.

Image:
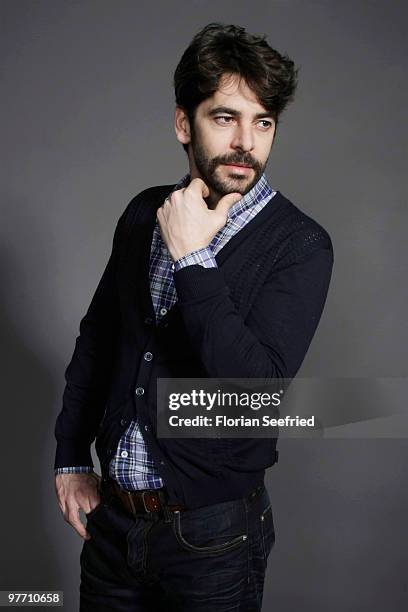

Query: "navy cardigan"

xmin=54 ymin=185 xmax=334 ymax=508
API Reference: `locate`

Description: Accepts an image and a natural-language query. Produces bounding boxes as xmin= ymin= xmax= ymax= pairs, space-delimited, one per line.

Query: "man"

xmin=54 ymin=22 xmax=333 ymax=611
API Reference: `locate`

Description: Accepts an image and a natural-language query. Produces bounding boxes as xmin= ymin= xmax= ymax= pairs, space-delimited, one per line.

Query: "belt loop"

xmin=141 ymin=491 xmax=151 ymax=513
xmin=158 ymin=490 xmax=173 ymax=524
xmin=102 ymin=477 xmax=113 ymax=503
xmin=126 ymin=491 xmax=137 ymax=516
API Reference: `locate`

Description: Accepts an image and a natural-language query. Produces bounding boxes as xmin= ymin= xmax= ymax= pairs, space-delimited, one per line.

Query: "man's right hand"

xmin=55 ymin=472 xmax=102 ymax=540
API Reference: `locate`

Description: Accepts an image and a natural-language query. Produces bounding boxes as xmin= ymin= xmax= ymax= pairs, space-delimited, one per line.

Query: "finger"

xmin=84 ymin=494 xmax=101 ymax=515
xmin=67 ymin=507 xmax=91 ymax=541
xmin=187 ymin=178 xmax=210 ymax=199
xmin=172 ymin=187 xmax=186 ymax=196
xmin=216 ymin=192 xmax=242 ymax=216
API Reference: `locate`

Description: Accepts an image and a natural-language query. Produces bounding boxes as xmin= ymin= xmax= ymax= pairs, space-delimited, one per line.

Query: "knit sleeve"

xmin=53 ymin=198 xmax=136 ymax=469
xmin=172 ymin=230 xmax=334 ymax=380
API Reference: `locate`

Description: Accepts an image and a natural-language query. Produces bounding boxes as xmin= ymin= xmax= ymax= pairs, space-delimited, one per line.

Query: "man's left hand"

xmin=156 ymin=178 xmax=241 ymax=262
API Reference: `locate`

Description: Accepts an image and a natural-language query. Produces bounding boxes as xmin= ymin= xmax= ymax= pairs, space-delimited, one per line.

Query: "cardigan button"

xmin=135 ymin=387 xmax=145 ymax=396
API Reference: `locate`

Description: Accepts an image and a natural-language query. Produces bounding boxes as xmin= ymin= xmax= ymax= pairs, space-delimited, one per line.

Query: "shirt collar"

xmin=170 ymin=172 xmax=274 ymax=220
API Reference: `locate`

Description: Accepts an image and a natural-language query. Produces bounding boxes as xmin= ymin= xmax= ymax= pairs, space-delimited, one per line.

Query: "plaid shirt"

xmin=56 ymin=172 xmax=276 ymax=489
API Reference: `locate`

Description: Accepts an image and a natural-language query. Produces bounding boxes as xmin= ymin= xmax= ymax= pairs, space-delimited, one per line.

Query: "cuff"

xmin=173 ymin=247 xmax=218 ymax=272
xmin=54 ymin=441 xmax=94 ymax=471
xmin=173 ymin=264 xmax=229 ymax=304
xmin=54 ymin=466 xmax=94 ymax=475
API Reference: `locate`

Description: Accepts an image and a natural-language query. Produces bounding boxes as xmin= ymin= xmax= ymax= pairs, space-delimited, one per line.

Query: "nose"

xmin=230 ymin=123 xmax=255 ymax=153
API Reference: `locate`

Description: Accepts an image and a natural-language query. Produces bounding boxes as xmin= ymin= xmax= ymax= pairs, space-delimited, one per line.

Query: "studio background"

xmin=1 ymin=1 xmax=407 ymax=611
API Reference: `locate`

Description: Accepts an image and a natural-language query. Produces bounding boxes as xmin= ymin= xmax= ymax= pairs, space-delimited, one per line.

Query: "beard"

xmin=190 ymin=127 xmax=267 ymax=198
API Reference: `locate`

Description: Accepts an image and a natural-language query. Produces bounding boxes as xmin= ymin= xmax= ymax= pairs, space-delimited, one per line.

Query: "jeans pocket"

xmin=260 ymin=504 xmax=275 ymax=564
xmin=172 ymin=502 xmax=248 ymax=555
xmin=85 ymin=501 xmax=104 ymax=520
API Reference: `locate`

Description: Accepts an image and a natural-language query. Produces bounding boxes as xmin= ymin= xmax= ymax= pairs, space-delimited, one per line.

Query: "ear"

xmin=174 ymin=106 xmax=191 ymax=145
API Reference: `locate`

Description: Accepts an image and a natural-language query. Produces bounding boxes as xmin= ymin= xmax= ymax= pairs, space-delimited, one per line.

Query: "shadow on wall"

xmin=0 ymin=196 xmax=83 ymax=610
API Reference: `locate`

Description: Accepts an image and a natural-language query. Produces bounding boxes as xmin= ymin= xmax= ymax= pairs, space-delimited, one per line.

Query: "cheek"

xmin=205 ymin=138 xmax=228 ymax=161
xmin=200 ymin=125 xmax=231 ymax=154
xmin=256 ymin=137 xmax=273 ymax=162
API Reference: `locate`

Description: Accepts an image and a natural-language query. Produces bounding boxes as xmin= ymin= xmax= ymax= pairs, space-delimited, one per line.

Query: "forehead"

xmin=199 ymin=73 xmax=268 ymax=114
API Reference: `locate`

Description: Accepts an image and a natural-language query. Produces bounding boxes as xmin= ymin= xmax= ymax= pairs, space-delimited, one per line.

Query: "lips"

xmin=224 ymin=163 xmax=253 ymax=168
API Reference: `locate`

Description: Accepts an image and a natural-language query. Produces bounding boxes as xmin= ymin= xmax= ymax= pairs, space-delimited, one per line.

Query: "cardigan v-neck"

xmin=133 ymin=186 xmax=290 ymax=326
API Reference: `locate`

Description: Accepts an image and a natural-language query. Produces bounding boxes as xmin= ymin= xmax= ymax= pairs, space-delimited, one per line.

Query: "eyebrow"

xmin=207 ymin=105 xmax=274 ymax=120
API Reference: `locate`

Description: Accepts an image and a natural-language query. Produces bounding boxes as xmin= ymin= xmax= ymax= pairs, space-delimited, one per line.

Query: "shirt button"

xmin=135 ymin=387 xmax=144 ymax=395
xmin=120 ymin=418 xmax=127 ymax=426
xmin=160 ymin=307 xmax=167 ymax=315
xmin=120 ymin=450 xmax=128 ymax=458
xmin=171 ymin=264 xmax=175 ymax=271
xmin=144 ymin=352 xmax=153 ymax=361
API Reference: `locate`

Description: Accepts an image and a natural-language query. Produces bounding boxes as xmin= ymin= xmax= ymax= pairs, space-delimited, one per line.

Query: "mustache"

xmin=216 ymin=155 xmax=258 ymax=169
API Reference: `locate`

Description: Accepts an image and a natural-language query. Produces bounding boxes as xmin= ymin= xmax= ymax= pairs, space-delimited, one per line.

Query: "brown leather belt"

xmin=105 ymin=479 xmax=185 ymax=516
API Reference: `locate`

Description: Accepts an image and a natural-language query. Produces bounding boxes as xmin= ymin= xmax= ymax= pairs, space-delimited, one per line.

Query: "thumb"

xmin=216 ymin=192 xmax=242 ymax=217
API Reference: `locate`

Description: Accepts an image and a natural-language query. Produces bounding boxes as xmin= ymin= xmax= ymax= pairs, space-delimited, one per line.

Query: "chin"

xmin=213 ymin=170 xmax=251 ymax=191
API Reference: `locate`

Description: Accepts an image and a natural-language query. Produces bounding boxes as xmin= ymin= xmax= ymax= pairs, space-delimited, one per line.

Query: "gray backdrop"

xmin=1 ymin=1 xmax=407 ymax=610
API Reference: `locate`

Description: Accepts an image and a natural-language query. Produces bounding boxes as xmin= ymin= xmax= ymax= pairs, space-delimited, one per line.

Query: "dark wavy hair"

xmin=174 ymin=23 xmax=299 ymax=152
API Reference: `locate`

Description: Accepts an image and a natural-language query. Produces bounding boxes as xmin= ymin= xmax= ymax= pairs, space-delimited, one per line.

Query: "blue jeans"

xmin=80 ymin=482 xmax=275 ymax=611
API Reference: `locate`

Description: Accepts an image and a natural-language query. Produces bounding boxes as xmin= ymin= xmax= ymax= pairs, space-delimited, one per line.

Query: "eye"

xmin=258 ymin=120 xmax=273 ymax=129
xmin=214 ymin=115 xmax=234 ymax=124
